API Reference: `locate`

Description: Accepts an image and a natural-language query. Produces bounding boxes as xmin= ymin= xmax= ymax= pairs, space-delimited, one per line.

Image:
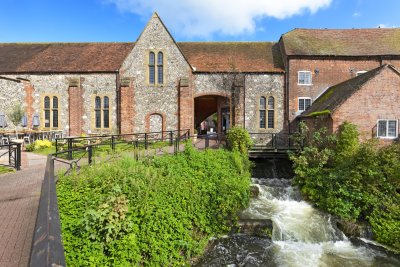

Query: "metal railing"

xmin=29 ymin=129 xmax=191 ymax=266
xmin=0 ymin=142 xmax=22 ymax=170
xmin=248 ymin=132 xmax=295 ymax=150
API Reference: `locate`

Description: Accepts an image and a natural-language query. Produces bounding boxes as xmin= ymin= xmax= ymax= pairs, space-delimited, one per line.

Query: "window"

xmin=157 ymin=52 xmax=163 ymax=84
xmin=259 ymin=97 xmax=266 ymax=128
xmin=43 ymin=95 xmax=59 ymax=128
xmin=298 ymin=97 xmax=312 ymax=112
xmin=95 ymin=96 xmax=101 ymax=128
xmin=148 ymin=51 xmax=165 ymax=85
xmin=377 ymin=120 xmax=398 ymax=138
xmin=298 ymin=71 xmax=312 ymax=85
xmin=267 ymin=96 xmax=274 ymax=129
xmin=94 ymin=96 xmax=110 ymax=129
xmin=259 ymin=96 xmax=275 ymax=129
xmin=149 ymin=52 xmax=155 ymax=85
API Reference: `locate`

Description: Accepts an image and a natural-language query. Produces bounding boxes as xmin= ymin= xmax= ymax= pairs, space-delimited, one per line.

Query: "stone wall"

xmin=244 ymin=74 xmax=285 ymax=134
xmin=1 ymin=73 xmax=117 ymax=135
xmin=0 ymin=77 xmax=25 ymax=128
xmin=120 ymin=14 xmax=191 ymax=133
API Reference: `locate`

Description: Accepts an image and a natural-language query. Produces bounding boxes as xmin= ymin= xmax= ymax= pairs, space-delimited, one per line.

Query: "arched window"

xmin=103 ymin=96 xmax=109 ymax=128
xmin=95 ymin=96 xmax=101 ymax=128
xmin=52 ymin=96 xmax=59 ymax=128
xmin=149 ymin=52 xmax=155 ymax=84
xmin=267 ymin=96 xmax=274 ymax=129
xmin=157 ymin=52 xmax=163 ymax=84
xmin=44 ymin=96 xmax=50 ymax=127
xmin=259 ymin=97 xmax=266 ymax=129
xmin=43 ymin=95 xmax=59 ymax=129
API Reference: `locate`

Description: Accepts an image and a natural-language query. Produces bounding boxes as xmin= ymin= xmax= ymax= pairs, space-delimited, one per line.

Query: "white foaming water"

xmin=240 ymin=179 xmax=391 ymax=267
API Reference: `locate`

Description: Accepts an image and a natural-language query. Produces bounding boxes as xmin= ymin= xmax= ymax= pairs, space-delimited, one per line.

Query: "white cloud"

xmin=352 ymin=12 xmax=361 ymax=17
xmin=377 ymin=24 xmax=398 ymax=28
xmin=106 ymin=0 xmax=332 ymax=37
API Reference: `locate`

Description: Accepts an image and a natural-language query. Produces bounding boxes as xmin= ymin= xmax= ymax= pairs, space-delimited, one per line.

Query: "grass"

xmin=0 ymin=166 xmax=15 ymax=175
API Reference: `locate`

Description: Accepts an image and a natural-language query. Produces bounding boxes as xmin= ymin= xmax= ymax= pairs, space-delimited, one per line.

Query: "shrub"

xmin=57 ymin=146 xmax=251 ymax=265
xmin=226 ymin=126 xmax=252 ymax=154
xmin=290 ymin=122 xmax=400 ymax=250
xmin=26 ymin=139 xmax=53 ymax=151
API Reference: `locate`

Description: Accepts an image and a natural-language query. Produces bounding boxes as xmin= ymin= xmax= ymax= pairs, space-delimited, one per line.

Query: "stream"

xmin=196 ymin=159 xmax=400 ymax=266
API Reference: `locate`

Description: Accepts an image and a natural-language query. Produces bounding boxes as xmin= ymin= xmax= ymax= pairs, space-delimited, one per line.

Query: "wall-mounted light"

xmin=314 ymin=68 xmax=319 ymax=75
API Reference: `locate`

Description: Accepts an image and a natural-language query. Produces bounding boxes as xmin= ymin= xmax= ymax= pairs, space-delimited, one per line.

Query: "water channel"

xmin=196 ymin=159 xmax=400 ymax=266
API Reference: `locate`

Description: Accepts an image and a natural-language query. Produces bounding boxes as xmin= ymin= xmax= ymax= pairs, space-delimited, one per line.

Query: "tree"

xmin=8 ymin=104 xmax=24 ymax=132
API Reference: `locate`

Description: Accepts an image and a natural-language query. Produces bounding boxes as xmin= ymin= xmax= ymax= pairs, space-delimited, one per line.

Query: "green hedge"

xmin=57 ymin=145 xmax=251 ymax=266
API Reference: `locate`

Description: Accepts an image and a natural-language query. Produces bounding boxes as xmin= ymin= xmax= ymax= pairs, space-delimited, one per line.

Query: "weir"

xmin=196 ymin=159 xmax=400 ymax=266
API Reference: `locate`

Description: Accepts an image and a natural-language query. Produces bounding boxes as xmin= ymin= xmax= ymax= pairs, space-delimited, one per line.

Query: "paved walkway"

xmin=0 ymin=152 xmax=47 ymax=267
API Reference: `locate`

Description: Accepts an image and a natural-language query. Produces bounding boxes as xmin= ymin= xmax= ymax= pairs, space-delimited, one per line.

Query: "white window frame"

xmin=377 ymin=119 xmax=398 ymax=139
xmin=298 ymin=71 xmax=312 ymax=85
xmin=298 ymin=97 xmax=312 ymax=112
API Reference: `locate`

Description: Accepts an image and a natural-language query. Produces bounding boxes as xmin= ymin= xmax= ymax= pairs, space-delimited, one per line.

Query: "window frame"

xmin=298 ymin=71 xmax=312 ymax=85
xmin=298 ymin=97 xmax=312 ymax=112
xmin=377 ymin=119 xmax=398 ymax=139
xmin=259 ymin=96 xmax=266 ymax=129
xmin=42 ymin=95 xmax=60 ymax=129
xmin=267 ymin=96 xmax=275 ymax=129
xmin=93 ymin=95 xmax=111 ymax=130
xmin=258 ymin=95 xmax=276 ymax=130
xmin=147 ymin=50 xmax=165 ymax=86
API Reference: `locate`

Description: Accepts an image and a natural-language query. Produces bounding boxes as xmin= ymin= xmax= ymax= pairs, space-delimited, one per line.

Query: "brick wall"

xmin=178 ymin=77 xmax=193 ymax=132
xmin=23 ymin=81 xmax=34 ymax=128
xmin=287 ymin=57 xmax=383 ymax=125
xmin=332 ymin=67 xmax=400 ymax=141
xmin=120 ymin=80 xmax=135 ymax=134
xmin=68 ymin=85 xmax=84 ymax=136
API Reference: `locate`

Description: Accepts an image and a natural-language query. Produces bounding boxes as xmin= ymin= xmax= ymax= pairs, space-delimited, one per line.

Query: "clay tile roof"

xmin=301 ymin=65 xmax=398 ymax=117
xmin=0 ymin=43 xmax=134 ymax=73
xmin=282 ymin=28 xmax=400 ymax=56
xmin=178 ymin=42 xmax=284 ymax=73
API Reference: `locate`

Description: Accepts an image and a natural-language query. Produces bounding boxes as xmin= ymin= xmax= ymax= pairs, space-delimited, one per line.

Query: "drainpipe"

xmin=243 ymin=75 xmax=246 ymax=129
xmin=116 ymin=71 xmax=121 ymax=134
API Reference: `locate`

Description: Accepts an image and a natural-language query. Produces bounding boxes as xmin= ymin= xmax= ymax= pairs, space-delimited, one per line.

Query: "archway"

xmin=194 ymin=95 xmax=230 ymax=135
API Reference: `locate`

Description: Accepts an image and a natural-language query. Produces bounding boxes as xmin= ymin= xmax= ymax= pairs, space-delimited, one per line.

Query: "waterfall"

xmin=196 ymin=159 xmax=400 ymax=267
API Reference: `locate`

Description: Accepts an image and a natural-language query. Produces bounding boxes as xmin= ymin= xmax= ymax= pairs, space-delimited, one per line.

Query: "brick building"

xmin=0 ymin=13 xmax=399 ymax=143
xmin=300 ymin=65 xmax=400 ymax=142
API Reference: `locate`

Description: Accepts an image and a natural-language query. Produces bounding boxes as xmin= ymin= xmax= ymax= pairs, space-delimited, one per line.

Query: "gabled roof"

xmin=0 ymin=43 xmax=135 ymax=73
xmin=281 ymin=28 xmax=400 ymax=57
xmin=301 ymin=65 xmax=400 ymax=117
xmin=178 ymin=42 xmax=284 ymax=73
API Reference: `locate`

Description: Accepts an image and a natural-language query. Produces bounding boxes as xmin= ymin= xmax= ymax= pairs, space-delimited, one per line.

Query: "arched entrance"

xmin=194 ymin=95 xmax=230 ymax=135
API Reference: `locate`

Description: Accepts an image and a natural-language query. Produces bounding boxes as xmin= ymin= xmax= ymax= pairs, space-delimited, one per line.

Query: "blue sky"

xmin=0 ymin=0 xmax=399 ymax=42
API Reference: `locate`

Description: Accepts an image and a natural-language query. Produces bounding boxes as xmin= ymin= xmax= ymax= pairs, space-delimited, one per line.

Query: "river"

xmin=196 ymin=159 xmax=400 ymax=266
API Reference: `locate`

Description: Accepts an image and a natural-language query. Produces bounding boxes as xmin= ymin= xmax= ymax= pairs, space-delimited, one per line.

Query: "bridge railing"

xmin=249 ymin=132 xmax=295 ymax=150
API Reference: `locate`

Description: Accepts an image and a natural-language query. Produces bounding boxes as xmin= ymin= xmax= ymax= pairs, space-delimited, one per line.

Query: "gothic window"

xmin=149 ymin=52 xmax=155 ymax=84
xmin=94 ymin=96 xmax=110 ymax=129
xmin=103 ymin=96 xmax=109 ymax=128
xmin=43 ymin=95 xmax=59 ymax=128
xmin=157 ymin=52 xmax=164 ymax=84
xmin=259 ymin=97 xmax=266 ymax=128
xmin=95 ymin=96 xmax=101 ymax=128
xmin=267 ymin=96 xmax=274 ymax=129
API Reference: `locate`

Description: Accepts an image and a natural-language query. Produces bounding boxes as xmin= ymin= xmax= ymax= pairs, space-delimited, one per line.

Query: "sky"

xmin=0 ymin=0 xmax=399 ymax=43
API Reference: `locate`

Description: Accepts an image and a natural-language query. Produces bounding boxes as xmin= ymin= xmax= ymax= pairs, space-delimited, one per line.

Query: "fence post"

xmin=111 ymin=135 xmax=115 ymax=151
xmin=205 ymin=134 xmax=209 ymax=148
xmin=55 ymin=139 xmax=58 ymax=153
xmin=134 ymin=140 xmax=139 ymax=160
xmin=145 ymin=133 xmax=148 ymax=150
xmin=88 ymin=145 xmax=93 ymax=165
xmin=16 ymin=143 xmax=21 ymax=170
xmin=169 ymin=131 xmax=173 ymax=145
xmin=67 ymin=138 xmax=73 ymax=160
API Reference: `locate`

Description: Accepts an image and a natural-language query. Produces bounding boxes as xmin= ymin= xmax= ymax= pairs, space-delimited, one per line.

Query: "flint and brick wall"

xmin=0 ymin=77 xmax=25 ymax=128
xmin=120 ymin=14 xmax=191 ymax=133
